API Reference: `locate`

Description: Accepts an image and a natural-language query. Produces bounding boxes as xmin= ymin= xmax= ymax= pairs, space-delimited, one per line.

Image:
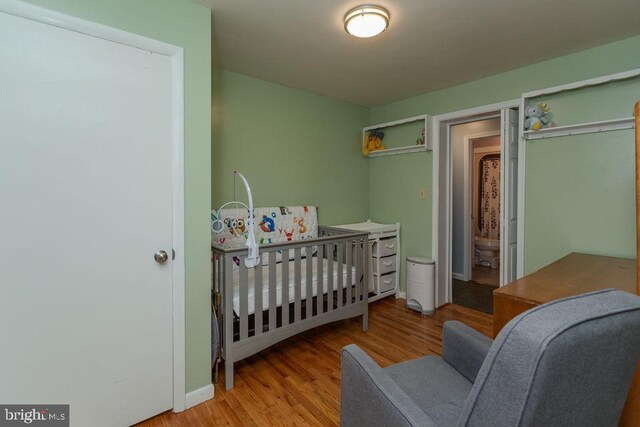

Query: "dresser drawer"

xmin=375 ymin=272 xmax=397 ymax=293
xmin=374 ymin=238 xmax=397 ymax=258
xmin=373 ymin=255 xmax=396 ymax=276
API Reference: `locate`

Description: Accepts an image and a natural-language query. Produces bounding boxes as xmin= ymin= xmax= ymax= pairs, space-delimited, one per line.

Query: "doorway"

xmin=451 ymin=122 xmax=501 ymax=313
xmin=432 ymin=102 xmax=521 ymax=309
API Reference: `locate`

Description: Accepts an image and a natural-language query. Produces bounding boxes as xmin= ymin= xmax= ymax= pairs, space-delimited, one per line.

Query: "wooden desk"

xmin=493 ymin=253 xmax=636 ymax=335
xmin=493 ymin=252 xmax=638 ymax=425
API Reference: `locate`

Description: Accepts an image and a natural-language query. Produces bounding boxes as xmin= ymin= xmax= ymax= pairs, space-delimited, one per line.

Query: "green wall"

xmin=368 ymin=152 xmax=432 ymax=279
xmin=369 ymin=35 xmax=640 ymax=289
xmin=212 ymin=70 xmax=370 ymax=225
xmin=23 ymin=0 xmax=213 ymax=393
xmin=525 ymin=131 xmax=635 ymax=271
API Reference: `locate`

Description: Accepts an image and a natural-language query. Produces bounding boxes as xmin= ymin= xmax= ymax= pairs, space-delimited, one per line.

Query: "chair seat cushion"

xmin=424 ymin=400 xmax=467 ymax=426
xmin=384 ymin=355 xmax=472 ymax=413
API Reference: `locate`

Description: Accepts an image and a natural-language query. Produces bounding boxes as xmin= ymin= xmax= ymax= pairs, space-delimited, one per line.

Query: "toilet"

xmin=475 ymin=237 xmax=500 ymax=269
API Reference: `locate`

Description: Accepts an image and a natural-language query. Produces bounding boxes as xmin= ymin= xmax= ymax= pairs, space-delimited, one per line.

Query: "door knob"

xmin=154 ymin=250 xmax=169 ymax=264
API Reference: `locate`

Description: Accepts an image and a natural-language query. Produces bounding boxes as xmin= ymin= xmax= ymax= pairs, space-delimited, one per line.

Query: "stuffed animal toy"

xmin=362 ymin=131 xmax=385 ymax=156
xmin=416 ymin=127 xmax=425 ymax=145
xmin=524 ymin=102 xmax=555 ymax=131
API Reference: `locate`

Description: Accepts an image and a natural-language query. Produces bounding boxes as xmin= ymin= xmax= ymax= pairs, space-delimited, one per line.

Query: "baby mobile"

xmin=211 ymin=171 xmax=260 ymax=268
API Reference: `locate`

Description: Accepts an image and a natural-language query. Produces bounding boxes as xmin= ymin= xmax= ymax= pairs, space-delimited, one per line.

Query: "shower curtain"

xmin=479 ymin=154 xmax=500 ymax=240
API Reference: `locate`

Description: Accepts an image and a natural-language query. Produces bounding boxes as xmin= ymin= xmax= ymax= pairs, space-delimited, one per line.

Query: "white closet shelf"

xmin=522 ymin=117 xmax=636 ymax=140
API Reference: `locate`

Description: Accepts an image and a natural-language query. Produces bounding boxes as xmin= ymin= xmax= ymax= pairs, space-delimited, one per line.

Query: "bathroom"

xmin=451 ymin=118 xmax=501 ymax=313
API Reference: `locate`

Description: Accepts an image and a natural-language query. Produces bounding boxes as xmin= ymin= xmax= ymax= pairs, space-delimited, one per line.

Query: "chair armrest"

xmin=441 ymin=321 xmax=492 ymax=383
xmin=341 ymin=345 xmax=435 ymax=427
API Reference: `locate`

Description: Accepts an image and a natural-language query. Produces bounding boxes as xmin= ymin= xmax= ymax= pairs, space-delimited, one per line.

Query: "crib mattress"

xmin=232 ymin=258 xmax=357 ymax=315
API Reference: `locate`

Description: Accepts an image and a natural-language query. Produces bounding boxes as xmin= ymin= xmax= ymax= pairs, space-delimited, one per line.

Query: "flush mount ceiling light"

xmin=344 ymin=5 xmax=390 ymax=38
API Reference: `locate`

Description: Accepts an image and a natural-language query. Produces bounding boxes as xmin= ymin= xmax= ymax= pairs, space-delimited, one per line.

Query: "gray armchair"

xmin=341 ymin=289 xmax=640 ymax=426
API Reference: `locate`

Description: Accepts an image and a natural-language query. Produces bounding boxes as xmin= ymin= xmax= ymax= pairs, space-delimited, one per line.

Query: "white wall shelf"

xmin=523 ymin=68 xmax=640 ymax=99
xmin=366 ymin=145 xmax=427 ymax=157
xmin=523 ymin=117 xmax=636 ymax=140
xmin=520 ymin=67 xmax=640 ymax=140
xmin=363 ymin=114 xmax=429 ymax=157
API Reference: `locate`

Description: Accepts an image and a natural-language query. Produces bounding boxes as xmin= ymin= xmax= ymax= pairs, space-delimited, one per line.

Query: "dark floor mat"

xmin=452 ymin=279 xmax=495 ymax=314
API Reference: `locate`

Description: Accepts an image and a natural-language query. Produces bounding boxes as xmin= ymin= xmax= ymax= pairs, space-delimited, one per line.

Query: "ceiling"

xmin=194 ymin=0 xmax=640 ymax=107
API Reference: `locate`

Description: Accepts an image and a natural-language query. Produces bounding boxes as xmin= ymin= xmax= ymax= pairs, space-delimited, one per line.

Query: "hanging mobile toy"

xmin=211 ymin=171 xmax=259 ymax=268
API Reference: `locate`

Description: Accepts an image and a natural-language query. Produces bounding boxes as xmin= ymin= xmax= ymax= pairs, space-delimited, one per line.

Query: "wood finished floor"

xmin=139 ymin=298 xmax=492 ymax=426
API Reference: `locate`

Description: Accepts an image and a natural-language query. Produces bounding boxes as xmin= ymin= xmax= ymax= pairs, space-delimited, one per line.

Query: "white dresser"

xmin=332 ymin=220 xmax=400 ymax=302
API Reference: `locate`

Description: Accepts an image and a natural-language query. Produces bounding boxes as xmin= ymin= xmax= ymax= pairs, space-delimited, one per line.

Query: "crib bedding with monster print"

xmin=212 ymin=205 xmax=319 ymax=251
xmin=212 ymin=206 xmax=369 ymax=390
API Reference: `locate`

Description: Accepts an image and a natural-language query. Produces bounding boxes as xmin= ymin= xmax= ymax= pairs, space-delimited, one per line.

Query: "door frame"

xmin=2 ymin=0 xmax=187 ymax=412
xmin=430 ymin=99 xmax=522 ymax=307
xmin=457 ymin=131 xmax=501 ymax=282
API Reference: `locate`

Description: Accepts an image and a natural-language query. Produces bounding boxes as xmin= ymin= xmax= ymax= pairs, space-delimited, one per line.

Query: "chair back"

xmin=460 ymin=289 xmax=640 ymax=426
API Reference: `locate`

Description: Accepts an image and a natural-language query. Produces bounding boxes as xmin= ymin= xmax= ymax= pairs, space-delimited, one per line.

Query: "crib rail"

xmin=213 ymin=226 xmax=368 ymax=255
xmin=212 ymin=226 xmax=369 ymax=389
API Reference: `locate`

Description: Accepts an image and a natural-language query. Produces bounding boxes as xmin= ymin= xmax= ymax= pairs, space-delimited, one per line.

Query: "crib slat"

xmin=268 ymin=252 xmax=277 ymax=333
xmin=294 ymin=248 xmax=302 ymax=323
xmin=239 ymin=256 xmax=248 ymax=341
xmin=255 ymin=260 xmax=263 ymax=336
xmin=306 ymin=247 xmax=313 ymax=319
xmin=326 ymin=244 xmax=334 ymax=312
xmin=224 ymin=253 xmax=234 ymax=389
xmin=355 ymin=239 xmax=362 ymax=302
xmin=217 ymin=255 xmax=222 ymax=295
xmin=346 ymin=241 xmax=353 ymax=305
xmin=282 ymin=249 xmax=289 ymax=326
xmin=360 ymin=239 xmax=365 ymax=301
xmin=337 ymin=243 xmax=344 ymax=308
xmin=215 ymin=254 xmax=219 ymax=287
xmin=316 ymin=245 xmax=324 ymax=315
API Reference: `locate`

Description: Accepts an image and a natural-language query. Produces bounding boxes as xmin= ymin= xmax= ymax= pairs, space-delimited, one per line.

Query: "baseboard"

xmin=452 ymin=272 xmax=464 ymax=281
xmin=185 ymin=383 xmax=214 ymax=409
xmin=396 ymin=291 xmax=406 ymax=300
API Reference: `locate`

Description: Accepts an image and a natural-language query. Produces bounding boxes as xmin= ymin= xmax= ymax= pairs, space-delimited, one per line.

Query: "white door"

xmin=435 ymin=120 xmax=451 ymax=307
xmin=0 ymin=10 xmax=174 ymax=426
xmin=500 ymin=108 xmax=519 ymax=285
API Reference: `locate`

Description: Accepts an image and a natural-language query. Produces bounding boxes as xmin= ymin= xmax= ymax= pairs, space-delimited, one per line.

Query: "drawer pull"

xmin=383 ymin=261 xmax=393 ymax=266
xmin=385 ymin=243 xmax=395 ymax=249
xmin=383 ymin=279 xmax=393 ymax=284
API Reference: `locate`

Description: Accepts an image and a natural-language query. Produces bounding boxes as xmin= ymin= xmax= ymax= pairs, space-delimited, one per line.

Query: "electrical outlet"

xmin=419 ymin=188 xmax=426 ymax=199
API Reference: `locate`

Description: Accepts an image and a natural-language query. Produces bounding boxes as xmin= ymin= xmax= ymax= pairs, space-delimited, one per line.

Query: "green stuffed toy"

xmin=524 ymin=102 xmax=555 ymax=131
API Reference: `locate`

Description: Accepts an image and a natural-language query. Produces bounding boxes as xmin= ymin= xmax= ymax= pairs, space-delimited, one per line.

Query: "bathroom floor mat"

xmin=452 ymin=279 xmax=495 ymax=314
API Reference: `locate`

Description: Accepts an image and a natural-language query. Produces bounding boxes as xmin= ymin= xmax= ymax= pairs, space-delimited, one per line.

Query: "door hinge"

xmin=172 ymin=249 xmax=176 ymax=260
